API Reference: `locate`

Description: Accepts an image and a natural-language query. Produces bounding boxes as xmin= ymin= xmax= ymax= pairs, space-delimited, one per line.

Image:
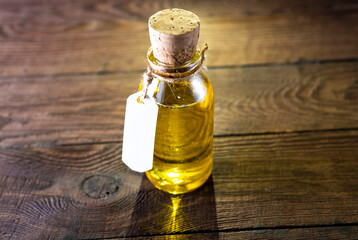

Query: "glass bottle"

xmin=139 ymin=45 xmax=214 ymax=194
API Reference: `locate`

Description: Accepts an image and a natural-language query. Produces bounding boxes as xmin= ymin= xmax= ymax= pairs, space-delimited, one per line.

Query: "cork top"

xmin=148 ymin=8 xmax=200 ymax=66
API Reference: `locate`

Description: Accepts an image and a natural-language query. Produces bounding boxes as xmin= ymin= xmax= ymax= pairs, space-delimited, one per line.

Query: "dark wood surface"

xmin=1 ymin=62 xmax=357 ymax=148
xmin=1 ymin=0 xmax=358 ymax=76
xmin=1 ymin=0 xmax=358 ymax=239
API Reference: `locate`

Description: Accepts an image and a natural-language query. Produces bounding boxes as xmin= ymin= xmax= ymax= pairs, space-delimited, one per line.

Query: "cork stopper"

xmin=148 ymin=8 xmax=200 ymax=66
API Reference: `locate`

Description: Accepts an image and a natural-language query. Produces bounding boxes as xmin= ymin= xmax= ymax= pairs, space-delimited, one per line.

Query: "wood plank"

xmin=0 ymin=130 xmax=358 ymax=239
xmin=1 ymin=62 xmax=357 ymax=148
xmin=126 ymin=226 xmax=358 ymax=239
xmin=0 ymin=0 xmax=358 ymax=76
xmin=2 ymin=0 xmax=356 ymax=23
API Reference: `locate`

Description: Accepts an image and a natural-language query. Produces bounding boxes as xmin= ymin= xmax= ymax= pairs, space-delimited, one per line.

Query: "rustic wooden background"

xmin=1 ymin=0 xmax=358 ymax=239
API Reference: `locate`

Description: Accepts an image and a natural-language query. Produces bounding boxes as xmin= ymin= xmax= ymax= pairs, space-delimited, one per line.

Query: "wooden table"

xmin=1 ymin=1 xmax=358 ymax=239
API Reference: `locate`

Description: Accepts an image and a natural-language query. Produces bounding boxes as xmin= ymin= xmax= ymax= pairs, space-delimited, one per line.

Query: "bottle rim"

xmin=146 ymin=47 xmax=205 ymax=79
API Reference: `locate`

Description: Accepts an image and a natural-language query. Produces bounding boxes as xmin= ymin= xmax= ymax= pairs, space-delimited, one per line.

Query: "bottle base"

xmin=145 ymin=163 xmax=212 ymax=195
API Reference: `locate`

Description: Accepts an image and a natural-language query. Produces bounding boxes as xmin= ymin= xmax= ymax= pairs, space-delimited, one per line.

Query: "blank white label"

xmin=122 ymin=92 xmax=158 ymax=172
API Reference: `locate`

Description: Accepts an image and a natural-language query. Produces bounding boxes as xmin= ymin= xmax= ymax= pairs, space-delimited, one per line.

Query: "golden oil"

xmin=139 ymin=49 xmax=214 ymax=194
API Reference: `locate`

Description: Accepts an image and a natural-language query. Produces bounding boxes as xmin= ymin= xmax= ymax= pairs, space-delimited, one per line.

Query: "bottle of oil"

xmin=140 ymin=9 xmax=214 ymax=194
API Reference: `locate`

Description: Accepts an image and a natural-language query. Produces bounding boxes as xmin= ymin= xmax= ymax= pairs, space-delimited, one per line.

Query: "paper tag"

xmin=122 ymin=92 xmax=158 ymax=172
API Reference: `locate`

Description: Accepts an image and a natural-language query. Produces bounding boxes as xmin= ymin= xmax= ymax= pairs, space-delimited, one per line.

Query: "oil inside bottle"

xmin=141 ymin=71 xmax=214 ymax=194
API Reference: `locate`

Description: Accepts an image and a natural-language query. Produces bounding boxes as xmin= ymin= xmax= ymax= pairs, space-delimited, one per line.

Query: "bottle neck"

xmin=146 ymin=44 xmax=208 ymax=80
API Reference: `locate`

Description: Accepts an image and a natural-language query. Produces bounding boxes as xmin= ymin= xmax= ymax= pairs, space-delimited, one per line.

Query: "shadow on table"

xmin=128 ymin=175 xmax=219 ymax=238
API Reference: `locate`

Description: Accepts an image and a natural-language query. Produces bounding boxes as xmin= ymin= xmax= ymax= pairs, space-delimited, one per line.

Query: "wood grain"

xmin=1 ymin=130 xmax=358 ymax=239
xmin=126 ymin=226 xmax=358 ymax=239
xmin=0 ymin=62 xmax=357 ymax=148
xmin=2 ymin=0 xmax=356 ymax=23
xmin=0 ymin=0 xmax=358 ymax=76
xmin=1 ymin=1 xmax=358 ymax=239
